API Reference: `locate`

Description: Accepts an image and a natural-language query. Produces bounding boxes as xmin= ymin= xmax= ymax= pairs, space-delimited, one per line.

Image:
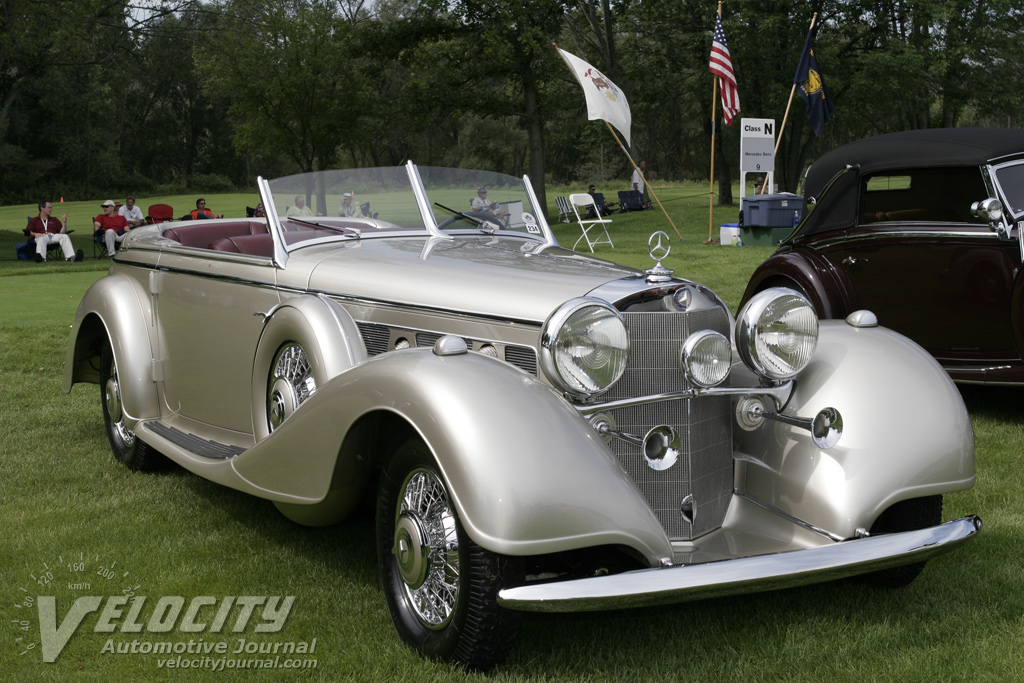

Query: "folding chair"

xmin=618 ymin=190 xmax=648 ymax=212
xmin=569 ymin=193 xmax=614 ymax=252
xmin=555 ymin=196 xmax=573 ymax=223
xmin=145 ymin=204 xmax=175 ymax=224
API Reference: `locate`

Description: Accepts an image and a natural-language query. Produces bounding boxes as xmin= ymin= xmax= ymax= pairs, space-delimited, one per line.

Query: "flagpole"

xmin=706 ymin=2 xmax=722 ymax=243
xmin=764 ymin=12 xmax=817 ymax=194
xmin=604 ymin=121 xmax=683 ymax=240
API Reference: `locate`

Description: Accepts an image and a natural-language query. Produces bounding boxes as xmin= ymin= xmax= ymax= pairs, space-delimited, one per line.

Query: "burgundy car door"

xmin=825 ymin=225 xmax=1019 ymax=362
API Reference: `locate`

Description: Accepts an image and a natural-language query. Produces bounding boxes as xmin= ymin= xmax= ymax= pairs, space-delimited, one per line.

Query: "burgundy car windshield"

xmin=993 ymin=162 xmax=1024 ymax=218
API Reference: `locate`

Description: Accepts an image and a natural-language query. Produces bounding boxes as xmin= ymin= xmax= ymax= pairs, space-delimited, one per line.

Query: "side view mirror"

xmin=971 ymin=197 xmax=1009 ymax=237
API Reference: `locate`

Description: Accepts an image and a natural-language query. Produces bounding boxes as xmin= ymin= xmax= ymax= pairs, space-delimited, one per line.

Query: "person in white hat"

xmin=339 ymin=192 xmax=357 ymax=217
xmin=94 ymin=199 xmax=130 ymax=257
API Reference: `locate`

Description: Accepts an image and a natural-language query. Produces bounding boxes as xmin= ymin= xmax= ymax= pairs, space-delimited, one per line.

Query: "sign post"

xmin=740 ymin=118 xmax=775 ymax=199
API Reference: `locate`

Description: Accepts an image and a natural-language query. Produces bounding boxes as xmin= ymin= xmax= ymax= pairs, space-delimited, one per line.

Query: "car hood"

xmin=299 ymin=236 xmax=641 ymax=324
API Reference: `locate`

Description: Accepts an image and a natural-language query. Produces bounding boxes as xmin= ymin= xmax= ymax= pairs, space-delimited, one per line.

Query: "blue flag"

xmin=793 ymin=27 xmax=834 ymax=136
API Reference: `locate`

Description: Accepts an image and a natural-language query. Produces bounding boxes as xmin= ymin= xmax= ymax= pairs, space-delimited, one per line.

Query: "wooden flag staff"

xmin=602 ymin=121 xmax=683 ymax=240
xmin=759 ymin=12 xmax=817 ymax=194
xmin=705 ymin=1 xmax=722 ymax=243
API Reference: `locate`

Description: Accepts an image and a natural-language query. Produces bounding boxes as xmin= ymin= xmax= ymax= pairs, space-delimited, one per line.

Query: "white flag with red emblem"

xmin=558 ymin=48 xmax=632 ymax=146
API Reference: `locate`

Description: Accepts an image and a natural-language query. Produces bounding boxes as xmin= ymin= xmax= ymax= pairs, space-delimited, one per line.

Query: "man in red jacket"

xmin=28 ymin=200 xmax=82 ymax=262
xmin=94 ymin=199 xmax=130 ymax=257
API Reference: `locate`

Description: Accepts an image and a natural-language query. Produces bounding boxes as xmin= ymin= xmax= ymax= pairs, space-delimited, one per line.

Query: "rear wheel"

xmin=100 ymin=342 xmax=166 ymax=471
xmin=856 ymin=495 xmax=943 ymax=589
xmin=376 ymin=436 xmax=521 ymax=670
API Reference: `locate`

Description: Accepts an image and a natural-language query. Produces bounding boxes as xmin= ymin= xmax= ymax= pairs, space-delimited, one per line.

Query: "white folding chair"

xmin=555 ymin=196 xmax=573 ymax=223
xmin=569 ymin=193 xmax=614 ymax=252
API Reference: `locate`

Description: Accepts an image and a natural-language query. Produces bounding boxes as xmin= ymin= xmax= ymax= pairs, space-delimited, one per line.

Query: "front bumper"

xmin=497 ymin=516 xmax=981 ymax=612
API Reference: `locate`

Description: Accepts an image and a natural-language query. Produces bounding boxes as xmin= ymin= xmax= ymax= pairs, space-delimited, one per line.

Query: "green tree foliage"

xmin=2 ymin=0 xmax=1024 ymax=205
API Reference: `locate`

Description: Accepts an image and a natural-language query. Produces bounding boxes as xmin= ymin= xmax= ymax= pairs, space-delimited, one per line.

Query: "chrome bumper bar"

xmin=497 ymin=516 xmax=981 ymax=613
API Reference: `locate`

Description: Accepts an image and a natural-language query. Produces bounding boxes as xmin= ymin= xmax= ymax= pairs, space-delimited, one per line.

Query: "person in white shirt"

xmin=118 ymin=196 xmax=145 ymax=228
xmin=631 ymin=160 xmax=646 ymax=196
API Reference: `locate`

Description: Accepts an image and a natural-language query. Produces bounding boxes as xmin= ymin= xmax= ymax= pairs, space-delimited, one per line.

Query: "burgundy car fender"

xmin=740 ymin=247 xmax=848 ymax=319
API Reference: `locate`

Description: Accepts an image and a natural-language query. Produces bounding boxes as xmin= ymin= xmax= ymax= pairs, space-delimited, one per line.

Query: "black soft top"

xmin=797 ymin=128 xmax=1024 ymax=238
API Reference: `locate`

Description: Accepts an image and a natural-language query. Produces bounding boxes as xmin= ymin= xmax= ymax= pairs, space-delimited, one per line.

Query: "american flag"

xmin=708 ymin=15 xmax=740 ymax=126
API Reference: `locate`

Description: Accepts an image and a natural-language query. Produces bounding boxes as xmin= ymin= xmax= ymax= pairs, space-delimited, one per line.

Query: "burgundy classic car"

xmin=741 ymin=127 xmax=1024 ymax=384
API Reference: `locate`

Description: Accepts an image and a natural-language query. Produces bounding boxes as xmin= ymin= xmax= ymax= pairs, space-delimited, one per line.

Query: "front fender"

xmin=231 ymin=349 xmax=673 ymax=563
xmin=735 ymin=321 xmax=975 ymax=538
xmin=741 ymin=248 xmax=847 ymax=319
xmin=62 ymin=273 xmax=159 ymax=422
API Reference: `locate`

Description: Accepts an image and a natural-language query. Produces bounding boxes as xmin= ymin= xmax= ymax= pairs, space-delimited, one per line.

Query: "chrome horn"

xmin=744 ymin=402 xmax=843 ymax=450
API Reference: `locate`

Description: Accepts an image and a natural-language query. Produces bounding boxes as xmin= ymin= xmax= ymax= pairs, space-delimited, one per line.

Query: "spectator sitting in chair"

xmin=587 ymin=184 xmax=614 ymax=217
xmin=95 ymin=199 xmax=130 ymax=257
xmin=118 ymin=195 xmax=145 ymax=228
xmin=29 ymin=200 xmax=83 ymax=262
xmin=287 ymin=195 xmax=316 ymax=217
xmin=190 ymin=198 xmax=223 ymax=220
xmin=339 ymin=192 xmax=358 ymax=217
xmin=470 ymin=188 xmax=507 ymax=221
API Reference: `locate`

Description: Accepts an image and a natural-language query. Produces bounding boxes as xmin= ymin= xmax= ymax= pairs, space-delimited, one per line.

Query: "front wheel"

xmin=856 ymin=495 xmax=943 ymax=589
xmin=376 ymin=437 xmax=521 ymax=670
xmin=100 ymin=341 xmax=166 ymax=471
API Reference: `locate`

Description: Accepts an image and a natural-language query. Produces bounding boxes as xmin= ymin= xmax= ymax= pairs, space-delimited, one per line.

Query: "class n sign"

xmin=740 ymin=118 xmax=775 ymax=173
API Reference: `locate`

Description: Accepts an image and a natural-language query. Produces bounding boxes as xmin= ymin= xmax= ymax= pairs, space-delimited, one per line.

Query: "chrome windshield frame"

xmin=406 ymin=160 xmax=451 ymax=240
xmin=257 ymin=175 xmax=288 ymax=269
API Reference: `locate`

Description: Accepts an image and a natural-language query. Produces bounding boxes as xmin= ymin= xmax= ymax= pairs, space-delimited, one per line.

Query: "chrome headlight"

xmin=736 ymin=288 xmax=818 ymax=381
xmin=680 ymin=330 xmax=731 ymax=387
xmin=541 ymin=298 xmax=630 ymax=398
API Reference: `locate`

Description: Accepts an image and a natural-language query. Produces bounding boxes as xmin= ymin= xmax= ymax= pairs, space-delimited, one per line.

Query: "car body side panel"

xmin=230 ymin=349 xmax=674 ymax=563
xmin=735 ymin=321 xmax=975 ymax=539
xmin=815 ymin=227 xmax=1018 ymax=360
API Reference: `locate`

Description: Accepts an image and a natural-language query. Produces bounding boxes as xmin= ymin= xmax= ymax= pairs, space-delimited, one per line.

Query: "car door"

xmin=817 ymin=167 xmax=1020 ymax=363
xmin=154 ymin=254 xmax=282 ymax=433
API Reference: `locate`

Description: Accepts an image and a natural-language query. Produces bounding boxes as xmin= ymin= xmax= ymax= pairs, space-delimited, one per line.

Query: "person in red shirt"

xmin=94 ymin=200 xmax=130 ymax=257
xmin=190 ymin=198 xmax=223 ymax=220
xmin=28 ymin=200 xmax=82 ymax=262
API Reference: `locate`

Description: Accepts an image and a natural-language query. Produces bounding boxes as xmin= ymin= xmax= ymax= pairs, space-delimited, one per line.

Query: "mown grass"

xmin=2 ymin=184 xmax=1022 ymax=681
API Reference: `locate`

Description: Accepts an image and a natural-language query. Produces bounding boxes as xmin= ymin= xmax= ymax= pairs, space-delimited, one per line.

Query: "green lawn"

xmin=2 ymin=186 xmax=1021 ymax=681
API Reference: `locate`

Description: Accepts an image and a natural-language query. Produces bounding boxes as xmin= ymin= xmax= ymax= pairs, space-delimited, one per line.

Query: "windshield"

xmin=262 ymin=164 xmax=551 ymax=251
xmin=992 ymin=161 xmax=1024 ymax=219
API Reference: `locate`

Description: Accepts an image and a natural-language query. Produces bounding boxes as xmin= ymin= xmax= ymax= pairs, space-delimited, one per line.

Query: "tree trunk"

xmin=523 ymin=74 xmax=547 ymax=219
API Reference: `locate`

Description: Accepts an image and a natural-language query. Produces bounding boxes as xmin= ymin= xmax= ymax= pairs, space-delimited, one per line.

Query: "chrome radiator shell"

xmin=602 ymin=308 xmax=733 ymax=541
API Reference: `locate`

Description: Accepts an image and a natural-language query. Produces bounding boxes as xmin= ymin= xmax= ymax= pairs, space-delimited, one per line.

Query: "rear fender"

xmin=232 ymin=349 xmax=673 ymax=563
xmin=735 ymin=321 xmax=975 ymax=538
xmin=62 ymin=274 xmax=159 ymax=422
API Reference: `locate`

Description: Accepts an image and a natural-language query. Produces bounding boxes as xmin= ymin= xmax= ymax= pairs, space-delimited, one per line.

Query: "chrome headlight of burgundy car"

xmin=736 ymin=288 xmax=818 ymax=381
xmin=541 ymin=298 xmax=630 ymax=398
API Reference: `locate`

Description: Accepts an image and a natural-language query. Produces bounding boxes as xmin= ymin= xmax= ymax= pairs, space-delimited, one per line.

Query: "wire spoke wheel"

xmin=100 ymin=340 xmax=165 ymax=471
xmin=377 ymin=436 xmax=522 ymax=670
xmin=267 ymin=342 xmax=316 ymax=432
xmin=395 ymin=468 xmax=460 ymax=628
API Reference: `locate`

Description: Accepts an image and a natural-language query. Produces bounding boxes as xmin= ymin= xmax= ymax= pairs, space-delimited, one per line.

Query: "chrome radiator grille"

xmin=602 ymin=308 xmax=733 ymax=541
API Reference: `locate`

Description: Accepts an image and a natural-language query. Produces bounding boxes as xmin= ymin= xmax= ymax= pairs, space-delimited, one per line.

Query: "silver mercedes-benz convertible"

xmin=64 ymin=163 xmax=980 ymax=669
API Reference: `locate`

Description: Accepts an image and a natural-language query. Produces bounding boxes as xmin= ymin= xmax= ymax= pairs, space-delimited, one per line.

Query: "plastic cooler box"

xmin=741 ymin=193 xmax=803 ymax=246
xmin=720 ymin=223 xmax=741 ymax=245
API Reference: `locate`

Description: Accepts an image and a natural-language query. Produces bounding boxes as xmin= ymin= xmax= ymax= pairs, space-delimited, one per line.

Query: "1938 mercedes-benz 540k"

xmin=64 ymin=163 xmax=980 ymax=668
